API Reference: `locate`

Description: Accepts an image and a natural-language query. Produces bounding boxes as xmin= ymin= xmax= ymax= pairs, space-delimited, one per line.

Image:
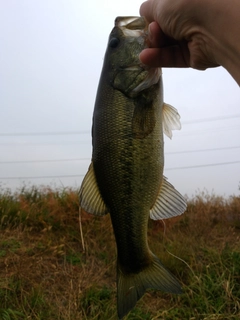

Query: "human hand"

xmin=139 ymin=0 xmax=219 ymax=70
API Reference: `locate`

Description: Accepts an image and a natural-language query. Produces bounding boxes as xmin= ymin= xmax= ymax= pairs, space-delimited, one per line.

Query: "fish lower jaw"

xmin=132 ymin=67 xmax=162 ymax=94
xmin=123 ymin=66 xmax=143 ymax=71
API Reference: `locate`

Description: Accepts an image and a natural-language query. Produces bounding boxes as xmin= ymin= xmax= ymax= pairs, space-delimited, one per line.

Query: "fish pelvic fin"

xmin=117 ymin=254 xmax=182 ymax=319
xmin=79 ymin=162 xmax=108 ymax=215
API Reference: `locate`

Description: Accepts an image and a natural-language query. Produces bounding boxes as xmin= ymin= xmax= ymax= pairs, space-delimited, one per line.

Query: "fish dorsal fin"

xmin=162 ymin=103 xmax=181 ymax=139
xmin=150 ymin=176 xmax=187 ymax=220
xmin=79 ymin=162 xmax=108 ymax=215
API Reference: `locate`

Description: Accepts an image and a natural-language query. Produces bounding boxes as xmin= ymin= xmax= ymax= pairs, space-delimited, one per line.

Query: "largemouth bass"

xmin=79 ymin=16 xmax=187 ymax=319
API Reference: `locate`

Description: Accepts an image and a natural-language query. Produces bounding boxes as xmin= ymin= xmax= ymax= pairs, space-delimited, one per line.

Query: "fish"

xmin=79 ymin=16 xmax=187 ymax=319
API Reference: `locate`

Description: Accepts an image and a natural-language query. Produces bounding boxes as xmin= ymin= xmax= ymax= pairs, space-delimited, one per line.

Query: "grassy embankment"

xmin=0 ymin=186 xmax=240 ymax=319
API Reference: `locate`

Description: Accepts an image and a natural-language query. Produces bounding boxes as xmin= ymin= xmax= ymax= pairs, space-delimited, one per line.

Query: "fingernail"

xmin=148 ymin=23 xmax=153 ymax=42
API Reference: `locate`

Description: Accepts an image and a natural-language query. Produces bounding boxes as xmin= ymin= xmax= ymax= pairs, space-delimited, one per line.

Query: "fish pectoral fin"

xmin=117 ymin=253 xmax=182 ymax=319
xmin=162 ymin=103 xmax=181 ymax=139
xmin=132 ymin=99 xmax=156 ymax=139
xmin=150 ymin=176 xmax=187 ymax=220
xmin=79 ymin=162 xmax=108 ymax=215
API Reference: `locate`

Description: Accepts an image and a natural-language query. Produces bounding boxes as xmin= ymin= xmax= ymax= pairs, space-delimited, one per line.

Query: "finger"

xmin=148 ymin=22 xmax=179 ymax=48
xmin=140 ymin=0 xmax=155 ymax=22
xmin=139 ymin=46 xmax=190 ymax=68
xmin=148 ymin=22 xmax=164 ymax=47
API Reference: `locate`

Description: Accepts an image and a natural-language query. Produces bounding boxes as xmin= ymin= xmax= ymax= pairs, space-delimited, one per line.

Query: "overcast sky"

xmin=1 ymin=0 xmax=240 ymax=197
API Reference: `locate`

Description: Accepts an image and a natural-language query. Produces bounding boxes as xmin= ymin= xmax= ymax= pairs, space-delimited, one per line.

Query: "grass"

xmin=0 ymin=186 xmax=240 ymax=319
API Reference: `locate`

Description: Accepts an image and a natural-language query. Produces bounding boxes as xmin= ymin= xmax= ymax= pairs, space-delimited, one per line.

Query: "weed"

xmin=0 ymin=186 xmax=239 ymax=319
xmin=65 ymin=252 xmax=82 ymax=265
xmin=0 ymin=309 xmax=24 ymax=320
xmin=80 ymin=286 xmax=113 ymax=318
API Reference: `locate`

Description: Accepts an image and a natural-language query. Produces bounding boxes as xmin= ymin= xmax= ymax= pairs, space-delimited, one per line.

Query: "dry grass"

xmin=0 ymin=186 xmax=240 ymax=319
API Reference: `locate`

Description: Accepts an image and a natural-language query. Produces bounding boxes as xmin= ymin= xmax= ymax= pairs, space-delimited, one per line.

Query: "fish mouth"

xmin=115 ymin=16 xmax=149 ymax=40
xmin=112 ymin=16 xmax=161 ymax=96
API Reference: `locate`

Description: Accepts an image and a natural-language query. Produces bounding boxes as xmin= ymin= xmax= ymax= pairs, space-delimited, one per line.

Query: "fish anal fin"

xmin=150 ymin=176 xmax=187 ymax=220
xmin=162 ymin=103 xmax=181 ymax=139
xmin=117 ymin=253 xmax=182 ymax=319
xmin=79 ymin=162 xmax=108 ymax=216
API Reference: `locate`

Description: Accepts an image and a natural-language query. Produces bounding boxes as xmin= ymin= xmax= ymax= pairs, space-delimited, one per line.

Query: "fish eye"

xmin=109 ymin=37 xmax=120 ymax=48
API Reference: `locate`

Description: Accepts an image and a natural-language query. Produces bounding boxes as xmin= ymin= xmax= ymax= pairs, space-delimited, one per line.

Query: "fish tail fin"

xmin=117 ymin=254 xmax=182 ymax=319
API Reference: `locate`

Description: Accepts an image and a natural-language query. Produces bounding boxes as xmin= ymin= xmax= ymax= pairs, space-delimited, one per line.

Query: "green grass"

xmin=0 ymin=186 xmax=239 ymax=319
